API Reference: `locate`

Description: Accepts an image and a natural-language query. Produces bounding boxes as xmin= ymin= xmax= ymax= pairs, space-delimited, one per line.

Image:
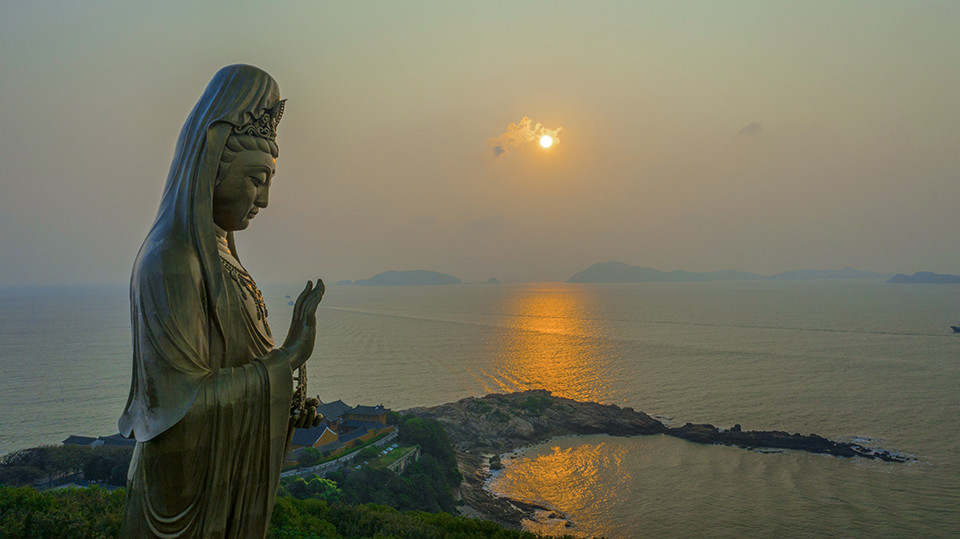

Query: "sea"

xmin=0 ymin=280 xmax=957 ymax=537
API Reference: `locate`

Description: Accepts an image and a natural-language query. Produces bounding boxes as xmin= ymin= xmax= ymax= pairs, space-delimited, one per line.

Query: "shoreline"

xmin=454 ymin=450 xmax=556 ymax=529
xmin=405 ymin=389 xmax=911 ymax=530
xmin=472 ymin=435 xmax=600 ymax=531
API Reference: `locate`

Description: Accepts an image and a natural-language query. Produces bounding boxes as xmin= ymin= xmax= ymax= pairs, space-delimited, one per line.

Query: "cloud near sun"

xmin=489 ymin=116 xmax=562 ymax=157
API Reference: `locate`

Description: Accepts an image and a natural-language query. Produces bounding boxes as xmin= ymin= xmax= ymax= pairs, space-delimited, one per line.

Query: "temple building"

xmin=289 ymin=400 xmax=393 ymax=460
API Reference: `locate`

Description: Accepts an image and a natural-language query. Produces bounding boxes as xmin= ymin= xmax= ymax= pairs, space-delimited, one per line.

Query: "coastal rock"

xmin=666 ymin=423 xmax=906 ymax=462
xmin=405 ymin=390 xmax=666 ymax=454
xmin=453 ymin=451 xmax=550 ymax=529
xmin=407 ymin=390 xmax=906 ymax=463
xmin=404 ymin=390 xmax=908 ymax=529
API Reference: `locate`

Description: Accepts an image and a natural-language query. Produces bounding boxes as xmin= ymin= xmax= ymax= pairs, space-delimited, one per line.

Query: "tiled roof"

xmin=62 ymin=435 xmax=97 ymax=446
xmin=349 ymin=405 xmax=387 ymax=416
xmin=342 ymin=419 xmax=384 ymax=431
xmin=338 ymin=429 xmax=370 ymax=443
xmin=316 ymin=400 xmax=352 ymax=420
xmin=98 ymin=434 xmax=136 ymax=447
xmin=290 ymin=425 xmax=329 ymax=446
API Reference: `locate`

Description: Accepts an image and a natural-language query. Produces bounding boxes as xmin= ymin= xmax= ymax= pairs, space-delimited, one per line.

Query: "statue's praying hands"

xmin=282 ymin=279 xmax=325 ymax=371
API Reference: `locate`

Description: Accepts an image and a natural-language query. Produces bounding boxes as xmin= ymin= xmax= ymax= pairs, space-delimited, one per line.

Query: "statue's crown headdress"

xmin=233 ymin=99 xmax=285 ymax=141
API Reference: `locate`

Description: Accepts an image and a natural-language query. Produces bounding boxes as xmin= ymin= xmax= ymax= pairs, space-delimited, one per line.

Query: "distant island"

xmin=350 ymin=270 xmax=462 ymax=286
xmin=886 ymin=271 xmax=960 ymax=284
xmin=568 ymin=261 xmax=886 ymax=283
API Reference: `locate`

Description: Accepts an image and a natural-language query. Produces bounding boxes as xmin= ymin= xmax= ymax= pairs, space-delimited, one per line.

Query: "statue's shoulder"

xmin=133 ymin=237 xmax=204 ymax=289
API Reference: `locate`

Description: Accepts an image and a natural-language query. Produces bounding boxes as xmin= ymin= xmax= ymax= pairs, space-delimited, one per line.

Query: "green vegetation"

xmin=278 ymin=476 xmax=342 ymax=503
xmin=297 ymin=446 xmax=323 ymax=467
xmin=0 ymin=445 xmax=132 ymax=488
xmin=368 ymin=445 xmax=417 ymax=469
xmin=270 ymin=497 xmax=570 ymax=538
xmin=395 ymin=416 xmax=457 ymax=469
xmin=352 ymin=446 xmax=381 ymax=463
xmin=0 ymin=416 xmax=577 ymax=538
xmin=295 ymin=430 xmax=394 ymax=469
xmin=518 ymin=395 xmax=554 ymax=416
xmin=0 ymin=485 xmax=125 ymax=538
xmin=470 ymin=401 xmax=492 ymax=414
xmin=1 ymin=485 xmax=577 ymax=538
xmin=314 ymin=415 xmax=462 ymax=513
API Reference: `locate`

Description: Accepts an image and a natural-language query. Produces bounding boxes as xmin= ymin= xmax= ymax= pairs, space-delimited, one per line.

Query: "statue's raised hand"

xmin=281 ymin=279 xmax=324 ymax=370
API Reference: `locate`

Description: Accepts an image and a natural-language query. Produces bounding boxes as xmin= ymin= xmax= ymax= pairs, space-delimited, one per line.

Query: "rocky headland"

xmin=405 ymin=390 xmax=906 ymax=528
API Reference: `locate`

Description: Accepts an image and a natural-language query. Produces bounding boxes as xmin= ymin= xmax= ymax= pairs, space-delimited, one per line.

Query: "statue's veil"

xmin=119 ymin=65 xmax=282 ymax=441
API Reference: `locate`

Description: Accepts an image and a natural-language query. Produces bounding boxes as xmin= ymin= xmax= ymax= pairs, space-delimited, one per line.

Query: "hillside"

xmin=886 ymin=271 xmax=960 ymax=284
xmin=351 ymin=270 xmax=462 ymax=286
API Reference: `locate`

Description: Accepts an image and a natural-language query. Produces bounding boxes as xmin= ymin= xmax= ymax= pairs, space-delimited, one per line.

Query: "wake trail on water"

xmin=320 ymin=306 xmax=952 ymax=339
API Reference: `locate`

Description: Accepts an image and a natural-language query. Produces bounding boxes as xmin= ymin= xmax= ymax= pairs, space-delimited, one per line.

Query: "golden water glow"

xmin=540 ymin=135 xmax=554 ymax=148
xmin=489 ymin=285 xmax=610 ymax=402
xmin=488 ymin=438 xmax=632 ymax=537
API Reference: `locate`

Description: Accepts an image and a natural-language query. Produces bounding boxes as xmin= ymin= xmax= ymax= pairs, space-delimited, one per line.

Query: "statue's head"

xmin=213 ymin=133 xmax=279 ymax=231
xmin=147 ymin=64 xmax=284 ymax=241
xmin=198 ymin=68 xmax=284 ymax=232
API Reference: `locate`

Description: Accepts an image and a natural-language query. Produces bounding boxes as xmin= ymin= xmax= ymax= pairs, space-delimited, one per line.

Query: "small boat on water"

xmin=951 ymin=326 xmax=960 ymax=333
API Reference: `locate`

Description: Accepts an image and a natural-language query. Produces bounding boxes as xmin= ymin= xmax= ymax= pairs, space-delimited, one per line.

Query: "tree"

xmin=279 ymin=477 xmax=342 ymax=503
xmin=354 ymin=446 xmax=380 ymax=463
xmin=298 ymin=447 xmax=321 ymax=467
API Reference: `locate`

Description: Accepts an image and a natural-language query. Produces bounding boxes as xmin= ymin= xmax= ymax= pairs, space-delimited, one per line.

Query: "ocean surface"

xmin=0 ymin=280 xmax=958 ymax=537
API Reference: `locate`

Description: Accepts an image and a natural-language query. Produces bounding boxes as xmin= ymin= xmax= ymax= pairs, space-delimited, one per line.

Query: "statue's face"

xmin=213 ymin=149 xmax=276 ymax=231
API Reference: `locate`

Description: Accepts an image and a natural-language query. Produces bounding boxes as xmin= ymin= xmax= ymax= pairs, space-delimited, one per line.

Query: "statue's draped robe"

xmin=119 ymin=233 xmax=291 ymax=537
xmin=118 ymin=65 xmax=292 ymax=538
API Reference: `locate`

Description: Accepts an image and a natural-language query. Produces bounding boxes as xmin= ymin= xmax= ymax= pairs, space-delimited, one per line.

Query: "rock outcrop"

xmin=406 ymin=390 xmax=665 ymax=454
xmin=405 ymin=390 xmax=908 ymax=529
xmin=667 ymin=422 xmax=905 ymax=461
xmin=407 ymin=390 xmax=905 ymax=462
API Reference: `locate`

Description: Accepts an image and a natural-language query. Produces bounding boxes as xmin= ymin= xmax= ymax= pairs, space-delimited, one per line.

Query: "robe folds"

xmin=118 ymin=65 xmax=293 ymax=538
xmin=119 ymin=242 xmax=292 ymax=537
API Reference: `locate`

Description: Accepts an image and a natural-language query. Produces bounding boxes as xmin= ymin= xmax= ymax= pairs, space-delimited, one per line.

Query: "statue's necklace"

xmin=217 ymin=236 xmax=306 ymax=417
xmin=218 ymin=254 xmax=269 ymax=322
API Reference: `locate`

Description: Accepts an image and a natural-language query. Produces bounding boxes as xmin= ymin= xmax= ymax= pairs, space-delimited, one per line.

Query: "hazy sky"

xmin=1 ymin=1 xmax=958 ymax=286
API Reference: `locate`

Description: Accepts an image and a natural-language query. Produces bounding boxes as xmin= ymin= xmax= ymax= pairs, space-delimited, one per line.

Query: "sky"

xmin=1 ymin=1 xmax=958 ymax=286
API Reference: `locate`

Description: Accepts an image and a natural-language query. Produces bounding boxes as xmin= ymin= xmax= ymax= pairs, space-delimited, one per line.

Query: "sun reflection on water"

xmin=488 ymin=437 xmax=632 ymax=537
xmin=487 ymin=284 xmax=611 ymax=402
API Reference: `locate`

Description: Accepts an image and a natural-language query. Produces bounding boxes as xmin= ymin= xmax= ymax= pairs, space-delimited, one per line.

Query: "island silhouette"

xmin=346 ymin=270 xmax=462 ymax=286
xmin=886 ymin=271 xmax=960 ymax=284
xmin=568 ymin=261 xmax=887 ymax=283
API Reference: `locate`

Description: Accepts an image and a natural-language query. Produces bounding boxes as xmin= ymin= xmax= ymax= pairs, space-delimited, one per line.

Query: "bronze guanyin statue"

xmin=118 ymin=64 xmax=325 ymax=538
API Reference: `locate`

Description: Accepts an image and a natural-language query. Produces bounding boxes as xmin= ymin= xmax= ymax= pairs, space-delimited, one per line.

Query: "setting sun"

xmin=539 ymin=135 xmax=553 ymax=148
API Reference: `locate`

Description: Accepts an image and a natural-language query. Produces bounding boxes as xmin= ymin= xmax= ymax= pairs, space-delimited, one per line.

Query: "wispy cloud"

xmin=738 ymin=122 xmax=763 ymax=136
xmin=488 ymin=116 xmax=563 ymax=158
